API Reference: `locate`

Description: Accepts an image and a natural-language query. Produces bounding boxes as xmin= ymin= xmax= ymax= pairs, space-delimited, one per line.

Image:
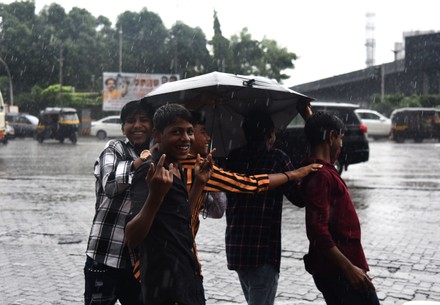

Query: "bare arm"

xmin=125 ymin=154 xmax=173 ymax=248
xmin=131 ymin=156 xmax=149 ymax=171
xmin=322 ymin=246 xmax=375 ymax=292
xmin=296 ymin=100 xmax=313 ymax=120
xmin=267 ymin=163 xmax=322 ymax=189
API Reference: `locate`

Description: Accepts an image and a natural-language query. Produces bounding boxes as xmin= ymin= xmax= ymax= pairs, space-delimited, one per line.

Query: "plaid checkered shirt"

xmin=224 ymin=143 xmax=303 ymax=272
xmin=86 ymin=139 xmax=139 ymax=269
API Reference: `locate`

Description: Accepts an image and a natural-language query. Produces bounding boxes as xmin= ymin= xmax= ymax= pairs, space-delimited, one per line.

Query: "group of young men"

xmin=84 ymin=97 xmax=380 ymax=305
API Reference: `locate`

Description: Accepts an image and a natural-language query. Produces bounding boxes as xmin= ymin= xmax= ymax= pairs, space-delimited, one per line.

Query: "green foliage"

xmin=398 ymin=95 xmax=422 ymax=108
xmin=369 ymin=94 xmax=394 ymax=116
xmin=209 ymin=11 xmax=231 ymax=72
xmin=1 ymin=1 xmax=302 ymax=111
xmin=228 ymin=28 xmax=263 ymax=75
xmin=221 ymin=28 xmax=297 ymax=83
xmin=259 ymin=39 xmax=297 ymax=82
xmin=420 ymin=94 xmax=440 ymax=108
xmin=117 ymin=9 xmax=169 ymax=73
xmin=170 ymin=22 xmax=211 ymax=77
xmin=369 ymin=93 xmax=440 ymax=116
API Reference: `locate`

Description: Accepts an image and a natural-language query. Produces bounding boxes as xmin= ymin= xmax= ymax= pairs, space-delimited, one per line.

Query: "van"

xmin=390 ymin=107 xmax=440 ymax=143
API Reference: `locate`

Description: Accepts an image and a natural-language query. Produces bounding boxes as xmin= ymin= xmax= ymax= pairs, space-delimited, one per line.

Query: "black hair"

xmin=105 ymin=78 xmax=115 ymax=85
xmin=153 ymin=103 xmax=193 ymax=132
xmin=190 ymin=110 xmax=206 ymax=126
xmin=120 ymin=100 xmax=155 ymax=124
xmin=304 ymin=111 xmax=346 ymax=147
xmin=242 ymin=109 xmax=274 ymax=143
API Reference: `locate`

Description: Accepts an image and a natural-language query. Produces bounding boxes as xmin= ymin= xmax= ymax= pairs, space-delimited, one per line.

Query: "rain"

xmin=1 ymin=1 xmax=440 ymax=304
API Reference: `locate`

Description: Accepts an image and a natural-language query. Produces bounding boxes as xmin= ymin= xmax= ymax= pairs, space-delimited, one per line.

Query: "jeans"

xmin=200 ymin=279 xmax=206 ymax=305
xmin=236 ymin=264 xmax=279 ymax=305
xmin=84 ymin=256 xmax=143 ymax=305
xmin=313 ymin=273 xmax=380 ymax=305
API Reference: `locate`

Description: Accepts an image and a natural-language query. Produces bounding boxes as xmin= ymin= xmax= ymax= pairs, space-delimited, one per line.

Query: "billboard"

xmin=102 ymin=72 xmax=179 ymax=111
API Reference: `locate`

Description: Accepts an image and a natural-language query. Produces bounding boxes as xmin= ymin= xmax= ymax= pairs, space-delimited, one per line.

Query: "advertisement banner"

xmin=102 ymin=72 xmax=179 ymax=111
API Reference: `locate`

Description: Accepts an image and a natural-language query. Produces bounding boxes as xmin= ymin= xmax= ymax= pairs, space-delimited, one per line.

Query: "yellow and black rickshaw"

xmin=35 ymin=107 xmax=80 ymax=144
xmin=390 ymin=107 xmax=440 ymax=143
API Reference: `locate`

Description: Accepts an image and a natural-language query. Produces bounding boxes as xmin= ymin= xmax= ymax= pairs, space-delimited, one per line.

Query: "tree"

xmin=0 ymin=1 xmax=305 ymax=110
xmin=29 ymin=3 xmax=67 ymax=88
xmin=0 ymin=1 xmax=39 ymax=92
xmin=116 ymin=9 xmax=169 ymax=73
xmin=369 ymin=93 xmax=440 ymax=117
xmin=62 ymin=8 xmax=104 ymax=90
xmin=258 ymin=38 xmax=297 ymax=82
xmin=227 ymin=28 xmax=263 ymax=75
xmin=209 ymin=10 xmax=230 ymax=72
xmin=170 ymin=22 xmax=211 ymax=77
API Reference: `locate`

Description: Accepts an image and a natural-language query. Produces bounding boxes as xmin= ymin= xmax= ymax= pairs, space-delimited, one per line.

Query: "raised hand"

xmin=146 ymin=154 xmax=174 ymax=199
xmin=125 ymin=154 xmax=174 ymax=248
xmin=296 ymin=100 xmax=313 ymax=120
xmin=194 ymin=148 xmax=215 ymax=184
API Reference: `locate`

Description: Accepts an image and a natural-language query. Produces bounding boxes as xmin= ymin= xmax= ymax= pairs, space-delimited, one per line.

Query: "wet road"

xmin=0 ymin=137 xmax=439 ymax=304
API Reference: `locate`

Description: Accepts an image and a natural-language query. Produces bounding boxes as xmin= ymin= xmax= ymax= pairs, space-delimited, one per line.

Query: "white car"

xmin=355 ymin=109 xmax=391 ymax=139
xmin=90 ymin=115 xmax=123 ymax=140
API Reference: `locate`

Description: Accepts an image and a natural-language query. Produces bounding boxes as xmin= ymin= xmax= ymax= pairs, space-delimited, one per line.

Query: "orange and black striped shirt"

xmin=181 ymin=154 xmax=270 ymax=238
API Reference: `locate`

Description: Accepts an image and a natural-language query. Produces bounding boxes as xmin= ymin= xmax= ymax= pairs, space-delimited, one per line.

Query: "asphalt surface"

xmin=0 ymin=137 xmax=439 ymax=305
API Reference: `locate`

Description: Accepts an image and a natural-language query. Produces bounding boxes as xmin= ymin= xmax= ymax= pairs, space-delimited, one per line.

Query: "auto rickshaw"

xmin=390 ymin=107 xmax=440 ymax=143
xmin=35 ymin=107 xmax=80 ymax=144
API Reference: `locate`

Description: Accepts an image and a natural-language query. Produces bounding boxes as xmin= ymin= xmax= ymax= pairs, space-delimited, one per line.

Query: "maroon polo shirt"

xmin=300 ymin=158 xmax=369 ymax=276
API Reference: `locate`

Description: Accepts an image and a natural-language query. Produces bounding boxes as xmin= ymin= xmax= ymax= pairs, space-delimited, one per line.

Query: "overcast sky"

xmin=3 ymin=0 xmax=439 ymax=86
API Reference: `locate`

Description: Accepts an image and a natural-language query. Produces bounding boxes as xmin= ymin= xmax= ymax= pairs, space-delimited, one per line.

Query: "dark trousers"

xmin=313 ymin=273 xmax=380 ymax=305
xmin=84 ymin=256 xmax=143 ymax=305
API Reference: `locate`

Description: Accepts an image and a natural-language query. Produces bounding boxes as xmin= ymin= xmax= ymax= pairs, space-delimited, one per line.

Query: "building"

xmin=291 ymin=32 xmax=440 ymax=108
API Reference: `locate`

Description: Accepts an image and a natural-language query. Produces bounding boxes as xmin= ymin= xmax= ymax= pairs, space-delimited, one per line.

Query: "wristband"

xmin=282 ymin=172 xmax=290 ymax=182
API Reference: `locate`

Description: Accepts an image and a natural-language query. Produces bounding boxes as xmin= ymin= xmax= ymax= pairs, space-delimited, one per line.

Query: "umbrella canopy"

xmin=142 ymin=71 xmax=313 ymax=157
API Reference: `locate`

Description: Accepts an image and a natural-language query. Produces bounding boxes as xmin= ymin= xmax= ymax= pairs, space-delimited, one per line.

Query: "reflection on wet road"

xmin=344 ymin=141 xmax=440 ymax=191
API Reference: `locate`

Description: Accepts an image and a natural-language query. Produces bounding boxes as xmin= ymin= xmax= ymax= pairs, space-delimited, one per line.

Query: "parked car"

xmin=276 ymin=101 xmax=369 ymax=174
xmin=355 ymin=109 xmax=391 ymax=140
xmin=1 ymin=123 xmax=14 ymax=144
xmin=6 ymin=113 xmax=38 ymax=137
xmin=90 ymin=115 xmax=122 ymax=140
xmin=390 ymin=107 xmax=440 ymax=143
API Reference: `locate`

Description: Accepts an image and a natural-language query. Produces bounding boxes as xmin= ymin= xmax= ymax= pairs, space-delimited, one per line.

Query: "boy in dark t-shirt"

xmin=125 ymin=103 xmax=212 ymax=305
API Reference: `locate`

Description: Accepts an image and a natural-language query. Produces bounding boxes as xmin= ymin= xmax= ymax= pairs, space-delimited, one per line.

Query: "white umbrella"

xmin=142 ymin=71 xmax=313 ymax=157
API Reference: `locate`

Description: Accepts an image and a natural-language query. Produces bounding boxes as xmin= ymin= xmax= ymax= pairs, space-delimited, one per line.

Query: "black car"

xmin=6 ymin=113 xmax=38 ymax=137
xmin=276 ymin=101 xmax=370 ymax=173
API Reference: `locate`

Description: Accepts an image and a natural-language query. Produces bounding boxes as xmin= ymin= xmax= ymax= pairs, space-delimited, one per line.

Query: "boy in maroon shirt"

xmin=300 ymin=112 xmax=380 ymax=305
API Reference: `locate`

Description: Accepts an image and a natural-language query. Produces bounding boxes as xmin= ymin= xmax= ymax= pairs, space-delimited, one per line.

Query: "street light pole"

xmin=59 ymin=45 xmax=63 ymax=105
xmin=380 ymin=64 xmax=385 ymax=103
xmin=119 ymin=28 xmax=123 ymax=73
xmin=0 ymin=57 xmax=14 ymax=106
xmin=174 ymin=36 xmax=178 ymax=75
